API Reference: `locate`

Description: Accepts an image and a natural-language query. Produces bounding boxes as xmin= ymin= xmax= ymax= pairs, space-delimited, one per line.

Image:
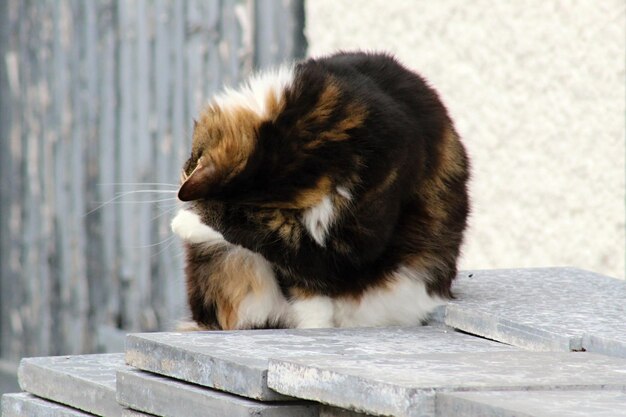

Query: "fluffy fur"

xmin=171 ymin=51 xmax=470 ymax=330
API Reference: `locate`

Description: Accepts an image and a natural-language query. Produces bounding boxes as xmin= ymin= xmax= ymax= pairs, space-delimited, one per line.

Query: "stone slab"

xmin=267 ymin=351 xmax=626 ymax=417
xmin=436 ymin=390 xmax=626 ymax=417
xmin=443 ymin=268 xmax=626 ymax=355
xmin=1 ymin=392 xmax=96 ymax=417
xmin=125 ymin=325 xmax=516 ymax=401
xmin=18 ymin=353 xmax=128 ymax=417
xmin=319 ymin=406 xmax=372 ymax=417
xmin=121 ymin=411 xmax=153 ymax=417
xmin=116 ymin=369 xmax=318 ymax=417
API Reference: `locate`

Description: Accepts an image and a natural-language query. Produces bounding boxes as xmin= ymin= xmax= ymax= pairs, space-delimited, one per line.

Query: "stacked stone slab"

xmin=15 ymin=354 xmax=126 ymax=417
xmin=123 ymin=326 xmax=518 ymax=402
xmin=442 ymin=267 xmax=626 ymax=355
xmin=2 ymin=393 xmax=98 ymax=417
xmin=437 ymin=391 xmax=626 ymax=417
xmin=6 ymin=353 xmax=318 ymax=417
xmin=2 ymin=267 xmax=626 ymax=417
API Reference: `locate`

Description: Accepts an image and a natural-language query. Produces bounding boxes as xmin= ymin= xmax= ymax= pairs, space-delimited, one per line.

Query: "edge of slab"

xmin=267 ymin=359 xmax=433 ymax=417
xmin=444 ymin=301 xmax=582 ymax=352
xmin=116 ymin=369 xmax=318 ymax=417
xmin=125 ymin=333 xmax=290 ymax=401
xmin=17 ymin=355 xmax=123 ymax=417
xmin=1 ymin=392 xmax=97 ymax=417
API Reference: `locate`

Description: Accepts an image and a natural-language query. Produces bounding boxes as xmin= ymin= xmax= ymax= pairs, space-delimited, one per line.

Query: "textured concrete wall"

xmin=306 ymin=1 xmax=625 ymax=278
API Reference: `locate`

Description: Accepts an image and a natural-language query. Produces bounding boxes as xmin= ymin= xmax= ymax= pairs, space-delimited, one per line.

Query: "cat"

xmin=171 ymin=51 xmax=470 ymax=330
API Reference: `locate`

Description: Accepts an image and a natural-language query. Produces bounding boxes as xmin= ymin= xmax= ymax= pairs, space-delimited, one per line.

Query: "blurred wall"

xmin=306 ymin=1 xmax=626 ymax=278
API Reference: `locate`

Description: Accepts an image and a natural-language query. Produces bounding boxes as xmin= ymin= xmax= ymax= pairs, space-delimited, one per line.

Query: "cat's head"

xmin=178 ymin=64 xmax=367 ymax=210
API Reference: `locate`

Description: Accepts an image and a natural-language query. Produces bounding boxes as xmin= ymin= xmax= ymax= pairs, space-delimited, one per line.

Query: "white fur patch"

xmin=291 ymin=296 xmax=335 ymax=328
xmin=235 ymin=250 xmax=290 ymax=328
xmin=301 ymin=195 xmax=335 ymax=247
xmin=212 ymin=65 xmax=295 ymax=119
xmin=336 ymin=186 xmax=352 ymax=200
xmin=333 ymin=266 xmax=446 ymax=327
xmin=171 ymin=208 xmax=225 ymax=244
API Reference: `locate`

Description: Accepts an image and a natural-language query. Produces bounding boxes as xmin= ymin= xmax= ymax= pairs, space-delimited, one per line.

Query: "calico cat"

xmin=171 ymin=51 xmax=470 ymax=330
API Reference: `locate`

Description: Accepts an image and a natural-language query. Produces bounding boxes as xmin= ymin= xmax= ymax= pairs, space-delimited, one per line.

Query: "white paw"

xmin=171 ymin=208 xmax=225 ymax=244
xmin=291 ymin=296 xmax=335 ymax=328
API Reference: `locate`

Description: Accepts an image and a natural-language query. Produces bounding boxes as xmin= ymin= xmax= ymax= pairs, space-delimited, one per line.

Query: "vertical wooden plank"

xmin=204 ymin=0 xmax=222 ymax=98
xmin=186 ymin=0 xmax=204 ymax=117
xmin=253 ymin=0 xmax=277 ymax=69
xmin=33 ymin=0 xmax=54 ymax=357
xmin=116 ymin=0 xmax=140 ymax=330
xmin=69 ymin=0 xmax=89 ymax=354
xmin=151 ymin=0 xmax=169 ymax=328
xmin=96 ymin=0 xmax=120 ymax=333
xmin=220 ymin=0 xmax=244 ymax=86
xmin=49 ymin=0 xmax=70 ymax=356
xmin=81 ymin=0 xmax=104 ymax=352
xmin=48 ymin=0 xmax=87 ymax=355
xmin=20 ymin=0 xmax=50 ymax=358
xmin=254 ymin=0 xmax=306 ymax=70
xmin=171 ymin=0 xmax=187 ymax=167
xmin=152 ymin=0 xmax=185 ymax=329
xmin=134 ymin=0 xmax=157 ymax=331
xmin=170 ymin=0 xmax=189 ymax=324
xmin=40 ymin=0 xmax=60 ymax=357
xmin=279 ymin=0 xmax=307 ymax=62
xmin=83 ymin=0 xmax=104 ymax=348
xmin=0 ymin=0 xmax=25 ymax=362
xmin=0 ymin=0 xmax=9 ymax=360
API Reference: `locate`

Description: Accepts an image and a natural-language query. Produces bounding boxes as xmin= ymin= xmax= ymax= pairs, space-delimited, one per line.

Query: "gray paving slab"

xmin=18 ymin=353 xmax=128 ymax=417
xmin=443 ymin=267 xmax=626 ymax=355
xmin=116 ymin=369 xmax=318 ymax=417
xmin=267 ymin=351 xmax=626 ymax=417
xmin=125 ymin=326 xmax=516 ymax=401
xmin=319 ymin=406 xmax=372 ymax=417
xmin=121 ymin=410 xmax=153 ymax=417
xmin=436 ymin=390 xmax=626 ymax=417
xmin=1 ymin=392 xmax=96 ymax=417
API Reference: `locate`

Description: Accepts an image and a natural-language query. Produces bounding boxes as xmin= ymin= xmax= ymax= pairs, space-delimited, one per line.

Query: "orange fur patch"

xmin=267 ymin=210 xmax=302 ymax=247
xmin=192 ymin=245 xmax=269 ymax=330
xmin=192 ymin=106 xmax=260 ymax=183
xmin=297 ymin=78 xmax=341 ymax=132
xmin=420 ymin=126 xmax=467 ymax=222
xmin=305 ymin=101 xmax=368 ymax=149
xmin=190 ymin=86 xmax=287 ymax=187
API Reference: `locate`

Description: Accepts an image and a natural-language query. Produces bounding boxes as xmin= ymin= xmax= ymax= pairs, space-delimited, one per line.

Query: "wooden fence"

xmin=0 ymin=0 xmax=306 ymax=362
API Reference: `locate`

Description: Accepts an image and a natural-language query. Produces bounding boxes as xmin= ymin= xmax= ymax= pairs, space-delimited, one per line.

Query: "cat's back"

xmin=304 ymin=51 xmax=445 ymax=115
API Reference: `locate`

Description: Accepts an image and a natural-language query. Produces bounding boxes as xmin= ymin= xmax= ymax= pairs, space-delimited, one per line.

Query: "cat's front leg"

xmin=171 ymin=207 xmax=225 ymax=245
xmin=172 ymin=207 xmax=290 ymax=330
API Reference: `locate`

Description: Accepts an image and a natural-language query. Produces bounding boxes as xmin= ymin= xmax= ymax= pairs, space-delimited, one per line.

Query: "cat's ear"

xmin=178 ymin=160 xmax=218 ymax=201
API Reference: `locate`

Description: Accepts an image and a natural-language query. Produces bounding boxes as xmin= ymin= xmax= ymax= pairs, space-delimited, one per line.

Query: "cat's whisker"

xmin=114 ymin=189 xmax=179 ymax=195
xmin=152 ymin=204 xmax=181 ymax=221
xmin=100 ymin=182 xmax=180 ymax=188
xmin=129 ymin=235 xmax=176 ymax=250
xmin=105 ymin=197 xmax=178 ymax=204
xmin=152 ymin=235 xmax=180 ymax=258
xmin=85 ymin=190 xmax=179 ymax=216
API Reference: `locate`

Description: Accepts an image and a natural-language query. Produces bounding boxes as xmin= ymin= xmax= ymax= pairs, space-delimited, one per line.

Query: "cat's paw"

xmin=171 ymin=208 xmax=225 ymax=244
xmin=291 ymin=296 xmax=335 ymax=328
